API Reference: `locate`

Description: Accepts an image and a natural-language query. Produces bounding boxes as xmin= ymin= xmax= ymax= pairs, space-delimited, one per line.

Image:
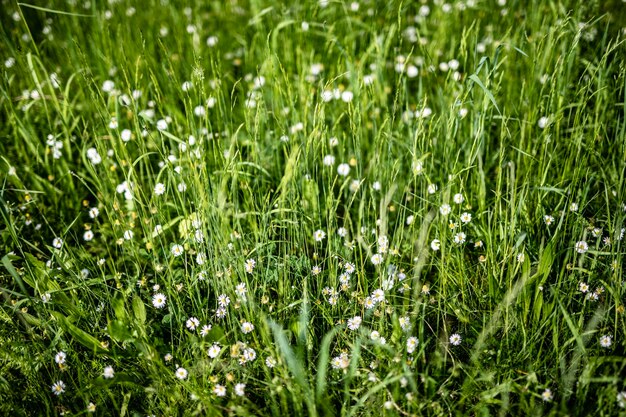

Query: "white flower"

xmin=123 ymin=230 xmax=133 ymax=240
xmin=154 ymin=183 xmax=165 ymax=195
xmin=516 ymin=253 xmax=525 ymax=263
xmin=234 ymin=383 xmax=246 ymax=396
xmin=265 ymin=356 xmax=276 ymax=368
xmin=83 ymin=230 xmax=94 ymax=241
xmin=186 ymin=317 xmax=200 ymax=331
xmin=579 ymin=282 xmax=589 ymax=293
xmin=599 ymin=335 xmax=612 ymax=348
xmin=544 ymin=215 xmax=555 ymax=226
xmin=51 ymin=380 xmax=65 ymax=396
xmin=449 ymin=333 xmax=462 ymax=346
xmin=102 ymin=80 xmax=115 ymax=93
xmin=569 ymin=202 xmax=578 ymax=212
xmin=370 ymin=253 xmax=383 ymax=265
xmin=206 ymin=36 xmax=218 ymax=46
xmin=439 ymin=204 xmax=451 ymax=216
xmin=213 ymin=384 xmax=226 ymax=396
xmin=218 ymin=294 xmax=230 ymax=307
xmin=406 ymin=215 xmax=415 ymax=225
xmin=407 ymin=337 xmax=419 ymax=354
xmin=88 ymin=207 xmax=100 ymax=218
xmin=103 ymin=366 xmax=114 ymax=379
xmin=398 ymin=316 xmax=411 ymax=331
xmin=347 ymin=316 xmax=362 ymax=330
xmin=175 ymin=367 xmax=188 ymax=380
xmin=152 ymin=293 xmax=166 ymax=308
xmin=337 ymin=227 xmax=348 ymax=237
xmin=156 ymin=119 xmax=168 ymax=131
xmin=453 ymin=193 xmax=464 ymax=204
xmin=54 ymin=351 xmax=66 ymax=364
xmin=323 ymin=154 xmax=335 ymax=166
xmin=120 ymin=129 xmax=132 ymax=142
xmin=430 ymin=239 xmax=441 ymax=251
xmin=427 ymin=183 xmax=437 ymax=194
xmin=52 ymin=237 xmax=63 ymax=249
xmin=171 ymin=244 xmax=184 ymax=257
xmin=575 ymin=241 xmax=588 ymax=254
xmin=245 ymin=258 xmax=256 ymax=273
xmin=538 ymin=116 xmax=549 ymax=129
xmin=200 ymin=324 xmax=212 ymax=337
xmin=453 ymin=232 xmax=466 ymax=245
xmin=207 ymin=344 xmax=221 ymax=358
xmin=337 ymin=163 xmax=350 ymax=176
xmin=412 ymin=160 xmax=423 ymax=175
xmin=460 ymin=212 xmax=472 ymax=223
xmin=541 ymin=388 xmax=553 ymax=402
xmin=341 ymin=91 xmax=354 ymax=102
xmin=241 ymin=322 xmax=254 ymax=334
xmin=313 ymin=229 xmax=326 ymax=242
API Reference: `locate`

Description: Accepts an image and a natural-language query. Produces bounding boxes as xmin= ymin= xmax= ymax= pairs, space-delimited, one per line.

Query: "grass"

xmin=1 ymin=0 xmax=625 ymax=415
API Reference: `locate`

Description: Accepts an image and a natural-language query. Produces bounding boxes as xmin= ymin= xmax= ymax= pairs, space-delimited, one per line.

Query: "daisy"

xmin=544 ymin=215 xmax=555 ymax=226
xmin=88 ymin=207 xmax=100 ymax=218
xmin=313 ymin=229 xmax=326 ymax=242
xmin=186 ymin=317 xmax=200 ymax=331
xmin=430 ymin=239 xmax=441 ymax=251
xmin=265 ymin=356 xmax=277 ymax=368
xmin=51 ymin=380 xmax=65 ymax=396
xmin=407 ymin=337 xmax=419 ymax=354
xmin=460 ymin=212 xmax=472 ymax=223
xmin=371 ymin=253 xmax=383 ymax=265
xmin=599 ymin=335 xmax=612 ymax=348
xmin=171 ymin=244 xmax=184 ymax=257
xmin=516 ymin=253 xmax=525 ymax=263
xmin=103 ymin=366 xmax=114 ymax=379
xmin=213 ymin=384 xmax=226 ymax=397
xmin=337 ymin=163 xmax=350 ymax=176
xmin=175 ymin=367 xmax=188 ymax=380
xmin=207 ymin=344 xmax=221 ymax=358
xmin=398 ymin=316 xmax=411 ymax=331
xmin=337 ymin=227 xmax=348 ymax=237
xmin=241 ymin=322 xmax=254 ymax=334
xmin=152 ymin=293 xmax=166 ymax=309
xmin=427 ymin=183 xmax=438 ymax=194
xmin=154 ymin=183 xmax=165 ymax=195
xmin=83 ymin=230 xmax=94 ymax=241
xmin=245 ymin=258 xmax=256 ymax=274
xmin=439 ymin=204 xmax=451 ymax=216
xmin=453 ymin=193 xmax=464 ymax=204
xmin=156 ymin=119 xmax=168 ymax=131
xmin=217 ymin=294 xmax=230 ymax=307
xmin=579 ymin=282 xmax=589 ymax=293
xmin=575 ymin=241 xmax=588 ymax=254
xmin=234 ymin=383 xmax=246 ymax=396
xmin=200 ymin=324 xmax=212 ymax=337
xmin=312 ymin=265 xmax=321 ymax=275
xmin=347 ymin=316 xmax=362 ymax=330
xmin=323 ymin=155 xmax=335 ymax=166
xmin=453 ymin=232 xmax=466 ymax=245
xmin=541 ymin=388 xmax=553 ymax=402
xmin=120 ymin=129 xmax=131 ymax=142
xmin=54 ymin=351 xmax=66 ymax=364
xmin=364 ymin=297 xmax=376 ymax=309
xmin=449 ymin=333 xmax=462 ymax=345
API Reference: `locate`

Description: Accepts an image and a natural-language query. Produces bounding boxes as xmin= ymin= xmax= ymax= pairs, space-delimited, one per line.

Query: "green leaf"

xmin=51 ymin=311 xmax=108 ymax=354
xmin=131 ymin=295 xmax=146 ymax=326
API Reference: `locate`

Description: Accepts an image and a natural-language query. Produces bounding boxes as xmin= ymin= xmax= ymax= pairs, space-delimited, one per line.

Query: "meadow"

xmin=1 ymin=0 xmax=625 ymax=415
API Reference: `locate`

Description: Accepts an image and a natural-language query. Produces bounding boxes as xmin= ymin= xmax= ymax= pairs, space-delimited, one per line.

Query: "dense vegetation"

xmin=1 ymin=0 xmax=625 ymax=415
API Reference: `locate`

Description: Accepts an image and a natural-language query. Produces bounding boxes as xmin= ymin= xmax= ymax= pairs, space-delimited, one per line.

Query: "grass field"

xmin=1 ymin=0 xmax=626 ymax=415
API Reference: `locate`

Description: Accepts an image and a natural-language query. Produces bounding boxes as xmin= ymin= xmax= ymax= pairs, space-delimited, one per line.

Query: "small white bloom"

xmin=575 ymin=241 xmax=588 ymax=254
xmin=152 ymin=293 xmax=167 ymax=308
xmin=175 ymin=367 xmax=188 ymax=380
xmin=430 ymin=239 xmax=441 ymax=251
xmin=103 ymin=366 xmax=114 ymax=379
xmin=449 ymin=333 xmax=462 ymax=345
xmin=337 ymin=163 xmax=350 ymax=176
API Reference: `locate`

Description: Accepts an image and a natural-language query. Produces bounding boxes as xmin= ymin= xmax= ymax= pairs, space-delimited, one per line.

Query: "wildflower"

xmin=120 ymin=129 xmax=131 ymax=142
xmin=208 ymin=344 xmax=221 ymax=358
xmin=175 ymin=367 xmax=188 ymax=380
xmin=314 ymin=229 xmax=326 ymax=242
xmin=156 ymin=119 xmax=168 ymax=131
xmin=41 ymin=293 xmax=51 ymax=303
xmin=428 ymin=183 xmax=438 ymax=194
xmin=54 ymin=351 xmax=66 ymax=364
xmin=265 ymin=356 xmax=276 ymax=368
xmin=323 ymin=155 xmax=335 ymax=166
xmin=312 ymin=265 xmax=321 ymax=275
xmin=364 ymin=297 xmax=376 ymax=309
xmin=569 ymin=202 xmax=578 ymax=212
xmin=331 ymin=353 xmax=350 ymax=369
xmin=218 ymin=294 xmax=230 ymax=307
xmin=371 ymin=289 xmax=385 ymax=303
xmin=449 ymin=333 xmax=462 ymax=346
xmin=371 ymin=253 xmax=384 ymax=265
xmin=87 ymin=402 xmax=96 ymax=413
xmin=407 ymin=337 xmax=419 ymax=354
xmin=406 ymin=215 xmax=415 ymax=225
xmin=152 ymin=293 xmax=166 ymax=309
xmin=454 ymin=232 xmax=467 ymax=245
xmin=103 ymin=366 xmax=114 ymax=379
xmin=411 ymin=160 xmax=424 ymax=175
xmin=241 ymin=322 xmax=254 ymax=334
xmin=544 ymin=215 xmax=554 ymax=226
xmin=123 ymin=230 xmax=133 ymax=240
xmin=541 ymin=388 xmax=553 ymax=402
xmin=617 ymin=391 xmax=626 ymax=408
xmin=430 ymin=239 xmax=441 ymax=251
xmin=52 ymin=237 xmax=63 ymax=249
xmin=154 ymin=183 xmax=165 ymax=196
xmin=51 ymin=380 xmax=65 ymax=396
xmin=234 ymin=383 xmax=246 ymax=396
xmin=439 ymin=204 xmax=451 ymax=216
xmin=575 ymin=241 xmax=588 ymax=254
xmin=83 ymin=230 xmax=94 ymax=241
xmin=398 ymin=316 xmax=411 ymax=331
xmin=337 ymin=163 xmax=350 ymax=176
xmin=599 ymin=335 xmax=612 ymax=348
xmin=337 ymin=227 xmax=348 ymax=237
xmin=213 ymin=384 xmax=226 ymax=397
xmin=453 ymin=193 xmax=464 ymax=204
xmin=245 ymin=259 xmax=256 ymax=274
xmin=579 ymin=282 xmax=589 ymax=293
xmin=200 ymin=325 xmax=212 ymax=337
xmin=347 ymin=316 xmax=362 ymax=330
xmin=460 ymin=212 xmax=472 ymax=223
xmin=215 ymin=307 xmax=227 ymax=318
xmin=516 ymin=253 xmax=525 ymax=263
xmin=88 ymin=207 xmax=100 ymax=218
xmin=241 ymin=348 xmax=257 ymax=363
xmin=164 ymin=353 xmax=173 ymax=362
xmin=171 ymin=244 xmax=184 ymax=257
xmin=186 ymin=317 xmax=200 ymax=331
